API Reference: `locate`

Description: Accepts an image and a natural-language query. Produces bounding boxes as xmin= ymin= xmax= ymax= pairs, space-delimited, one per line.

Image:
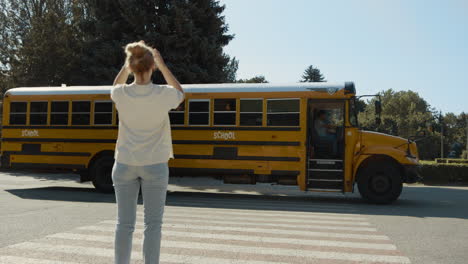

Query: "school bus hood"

xmin=359 ymin=131 xmax=419 ymax=161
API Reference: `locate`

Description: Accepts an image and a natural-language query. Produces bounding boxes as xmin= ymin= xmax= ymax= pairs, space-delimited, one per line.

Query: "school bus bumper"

xmin=403 ymin=164 xmax=421 ymax=183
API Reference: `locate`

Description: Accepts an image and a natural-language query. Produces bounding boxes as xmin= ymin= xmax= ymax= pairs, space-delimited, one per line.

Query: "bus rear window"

xmin=267 ymin=99 xmax=300 ymax=126
xmin=9 ymin=102 xmax=27 ymax=125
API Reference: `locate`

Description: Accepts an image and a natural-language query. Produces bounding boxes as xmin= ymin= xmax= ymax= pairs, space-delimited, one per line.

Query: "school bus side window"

xmin=188 ymin=100 xmax=210 ymax=125
xmin=94 ymin=101 xmax=113 ymax=125
xmin=30 ymin=101 xmax=48 ymax=125
xmin=214 ymin=99 xmax=236 ymax=125
xmin=51 ymin=101 xmax=69 ymax=125
xmin=9 ymin=102 xmax=27 ymax=125
xmin=240 ymin=99 xmax=262 ymax=126
xmin=267 ymin=99 xmax=300 ymax=126
xmin=72 ymin=101 xmax=90 ymax=125
xmin=169 ymin=101 xmax=185 ymax=125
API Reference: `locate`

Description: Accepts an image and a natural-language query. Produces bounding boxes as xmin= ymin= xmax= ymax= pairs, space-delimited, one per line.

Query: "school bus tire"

xmin=90 ymin=155 xmax=115 ymax=193
xmin=357 ymin=160 xmax=403 ymax=204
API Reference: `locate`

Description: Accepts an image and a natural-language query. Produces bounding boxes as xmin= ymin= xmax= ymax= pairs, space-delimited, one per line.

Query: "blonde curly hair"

xmin=124 ymin=41 xmax=155 ymax=75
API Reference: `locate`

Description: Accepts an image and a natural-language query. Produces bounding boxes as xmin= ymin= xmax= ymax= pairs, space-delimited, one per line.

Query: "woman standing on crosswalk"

xmin=111 ymin=41 xmax=184 ymax=264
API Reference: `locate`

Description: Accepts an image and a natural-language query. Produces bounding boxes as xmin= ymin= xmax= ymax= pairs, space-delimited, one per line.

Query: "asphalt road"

xmin=0 ymin=169 xmax=467 ymax=264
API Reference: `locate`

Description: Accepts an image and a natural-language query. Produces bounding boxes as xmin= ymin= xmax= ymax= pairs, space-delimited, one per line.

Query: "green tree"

xmin=357 ymin=89 xmax=439 ymax=159
xmin=237 ymin=75 xmax=268 ymax=83
xmin=300 ymin=65 xmax=325 ymax=82
xmin=0 ymin=0 xmax=87 ymax=87
xmin=443 ymin=112 xmax=467 ymax=158
xmin=0 ymin=0 xmax=237 ymax=87
xmin=81 ymin=0 xmax=236 ymax=84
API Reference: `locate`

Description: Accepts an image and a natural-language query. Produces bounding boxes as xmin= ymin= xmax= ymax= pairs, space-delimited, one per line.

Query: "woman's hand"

xmin=152 ymin=47 xmax=184 ymax=97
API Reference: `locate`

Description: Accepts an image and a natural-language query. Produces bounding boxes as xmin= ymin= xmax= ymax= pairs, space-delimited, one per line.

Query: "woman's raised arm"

xmin=113 ymin=65 xmax=130 ymax=86
xmin=153 ymin=48 xmax=184 ymax=96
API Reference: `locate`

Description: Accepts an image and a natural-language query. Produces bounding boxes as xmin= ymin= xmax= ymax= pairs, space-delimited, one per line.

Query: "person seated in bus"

xmin=314 ymin=110 xmax=338 ymax=155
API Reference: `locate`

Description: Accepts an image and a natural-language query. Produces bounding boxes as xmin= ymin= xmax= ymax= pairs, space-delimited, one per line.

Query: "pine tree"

xmin=0 ymin=0 xmax=238 ymax=87
xmin=81 ymin=0 xmax=237 ymax=84
xmin=300 ymin=65 xmax=325 ymax=82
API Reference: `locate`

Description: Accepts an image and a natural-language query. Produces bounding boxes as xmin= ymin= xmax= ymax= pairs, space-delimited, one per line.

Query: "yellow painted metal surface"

xmin=1 ymin=86 xmax=420 ymax=193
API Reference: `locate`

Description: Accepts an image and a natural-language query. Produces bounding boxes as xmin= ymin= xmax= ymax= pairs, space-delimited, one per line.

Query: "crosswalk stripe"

xmin=9 ymin=242 xmax=131 ymax=259
xmin=163 ymin=240 xmax=411 ymax=264
xmin=79 ymin=224 xmax=389 ymax=240
xmin=1 ymin=242 xmax=296 ymax=264
xmin=49 ymin=230 xmax=397 ymax=251
xmin=102 ymin=219 xmax=377 ymax=232
xmin=162 ymin=207 xmax=367 ymax=220
xmin=0 ymin=255 xmax=80 ymax=264
xmin=167 ymin=201 xmax=358 ymax=212
xmin=161 ymin=205 xmax=363 ymax=218
xmin=158 ymin=212 xmax=371 ymax=226
xmin=9 ymin=239 xmax=409 ymax=263
xmin=161 ymin=253 xmax=283 ymax=264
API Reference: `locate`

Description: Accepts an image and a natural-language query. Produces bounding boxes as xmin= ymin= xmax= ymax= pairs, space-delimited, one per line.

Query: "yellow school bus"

xmin=0 ymin=82 xmax=419 ymax=203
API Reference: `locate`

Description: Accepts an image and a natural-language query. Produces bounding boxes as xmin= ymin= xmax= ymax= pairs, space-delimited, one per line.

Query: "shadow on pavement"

xmin=4 ymin=184 xmax=468 ymax=220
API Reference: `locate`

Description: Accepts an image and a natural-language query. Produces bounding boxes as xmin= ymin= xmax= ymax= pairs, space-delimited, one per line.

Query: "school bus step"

xmin=308 ymin=169 xmax=343 ymax=180
xmin=307 ymin=159 xmax=344 ymax=191
xmin=307 ymin=179 xmax=343 ymax=190
xmin=309 ymin=159 xmax=343 ymax=170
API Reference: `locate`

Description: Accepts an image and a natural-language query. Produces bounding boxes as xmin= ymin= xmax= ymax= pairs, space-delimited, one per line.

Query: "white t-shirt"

xmin=111 ymin=82 xmax=184 ymax=166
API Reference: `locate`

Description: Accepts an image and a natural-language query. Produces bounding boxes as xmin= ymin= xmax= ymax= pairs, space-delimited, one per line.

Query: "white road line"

xmin=49 ymin=231 xmax=397 ymax=251
xmin=168 ymin=201 xmax=358 ymax=212
xmin=162 ymin=206 xmax=363 ymax=218
xmin=102 ymin=219 xmax=377 ymax=232
xmin=161 ymin=253 xmax=283 ymax=264
xmin=8 ymin=239 xmax=409 ymax=263
xmin=0 ymin=255 xmax=80 ymax=264
xmin=157 ymin=212 xmax=371 ymax=226
xmin=160 ymin=208 xmax=367 ymax=221
xmin=48 ymin=233 xmax=116 ymax=243
xmin=163 ymin=230 xmax=396 ymax=250
xmin=162 ymin=240 xmax=411 ymax=264
xmin=8 ymin=242 xmax=130 ymax=259
xmin=79 ymin=224 xmax=389 ymax=240
xmin=3 ymin=242 xmax=281 ymax=264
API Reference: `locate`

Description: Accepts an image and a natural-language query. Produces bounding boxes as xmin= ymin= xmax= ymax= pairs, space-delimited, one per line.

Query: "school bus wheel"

xmin=90 ymin=155 xmax=115 ymax=193
xmin=357 ymin=158 xmax=403 ymax=204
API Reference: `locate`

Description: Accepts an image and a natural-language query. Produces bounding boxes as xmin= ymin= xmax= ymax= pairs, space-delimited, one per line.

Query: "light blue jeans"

xmin=111 ymin=161 xmax=169 ymax=264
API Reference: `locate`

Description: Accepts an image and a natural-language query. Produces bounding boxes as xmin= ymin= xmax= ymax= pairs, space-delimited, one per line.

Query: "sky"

xmin=219 ymin=0 xmax=468 ymax=114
